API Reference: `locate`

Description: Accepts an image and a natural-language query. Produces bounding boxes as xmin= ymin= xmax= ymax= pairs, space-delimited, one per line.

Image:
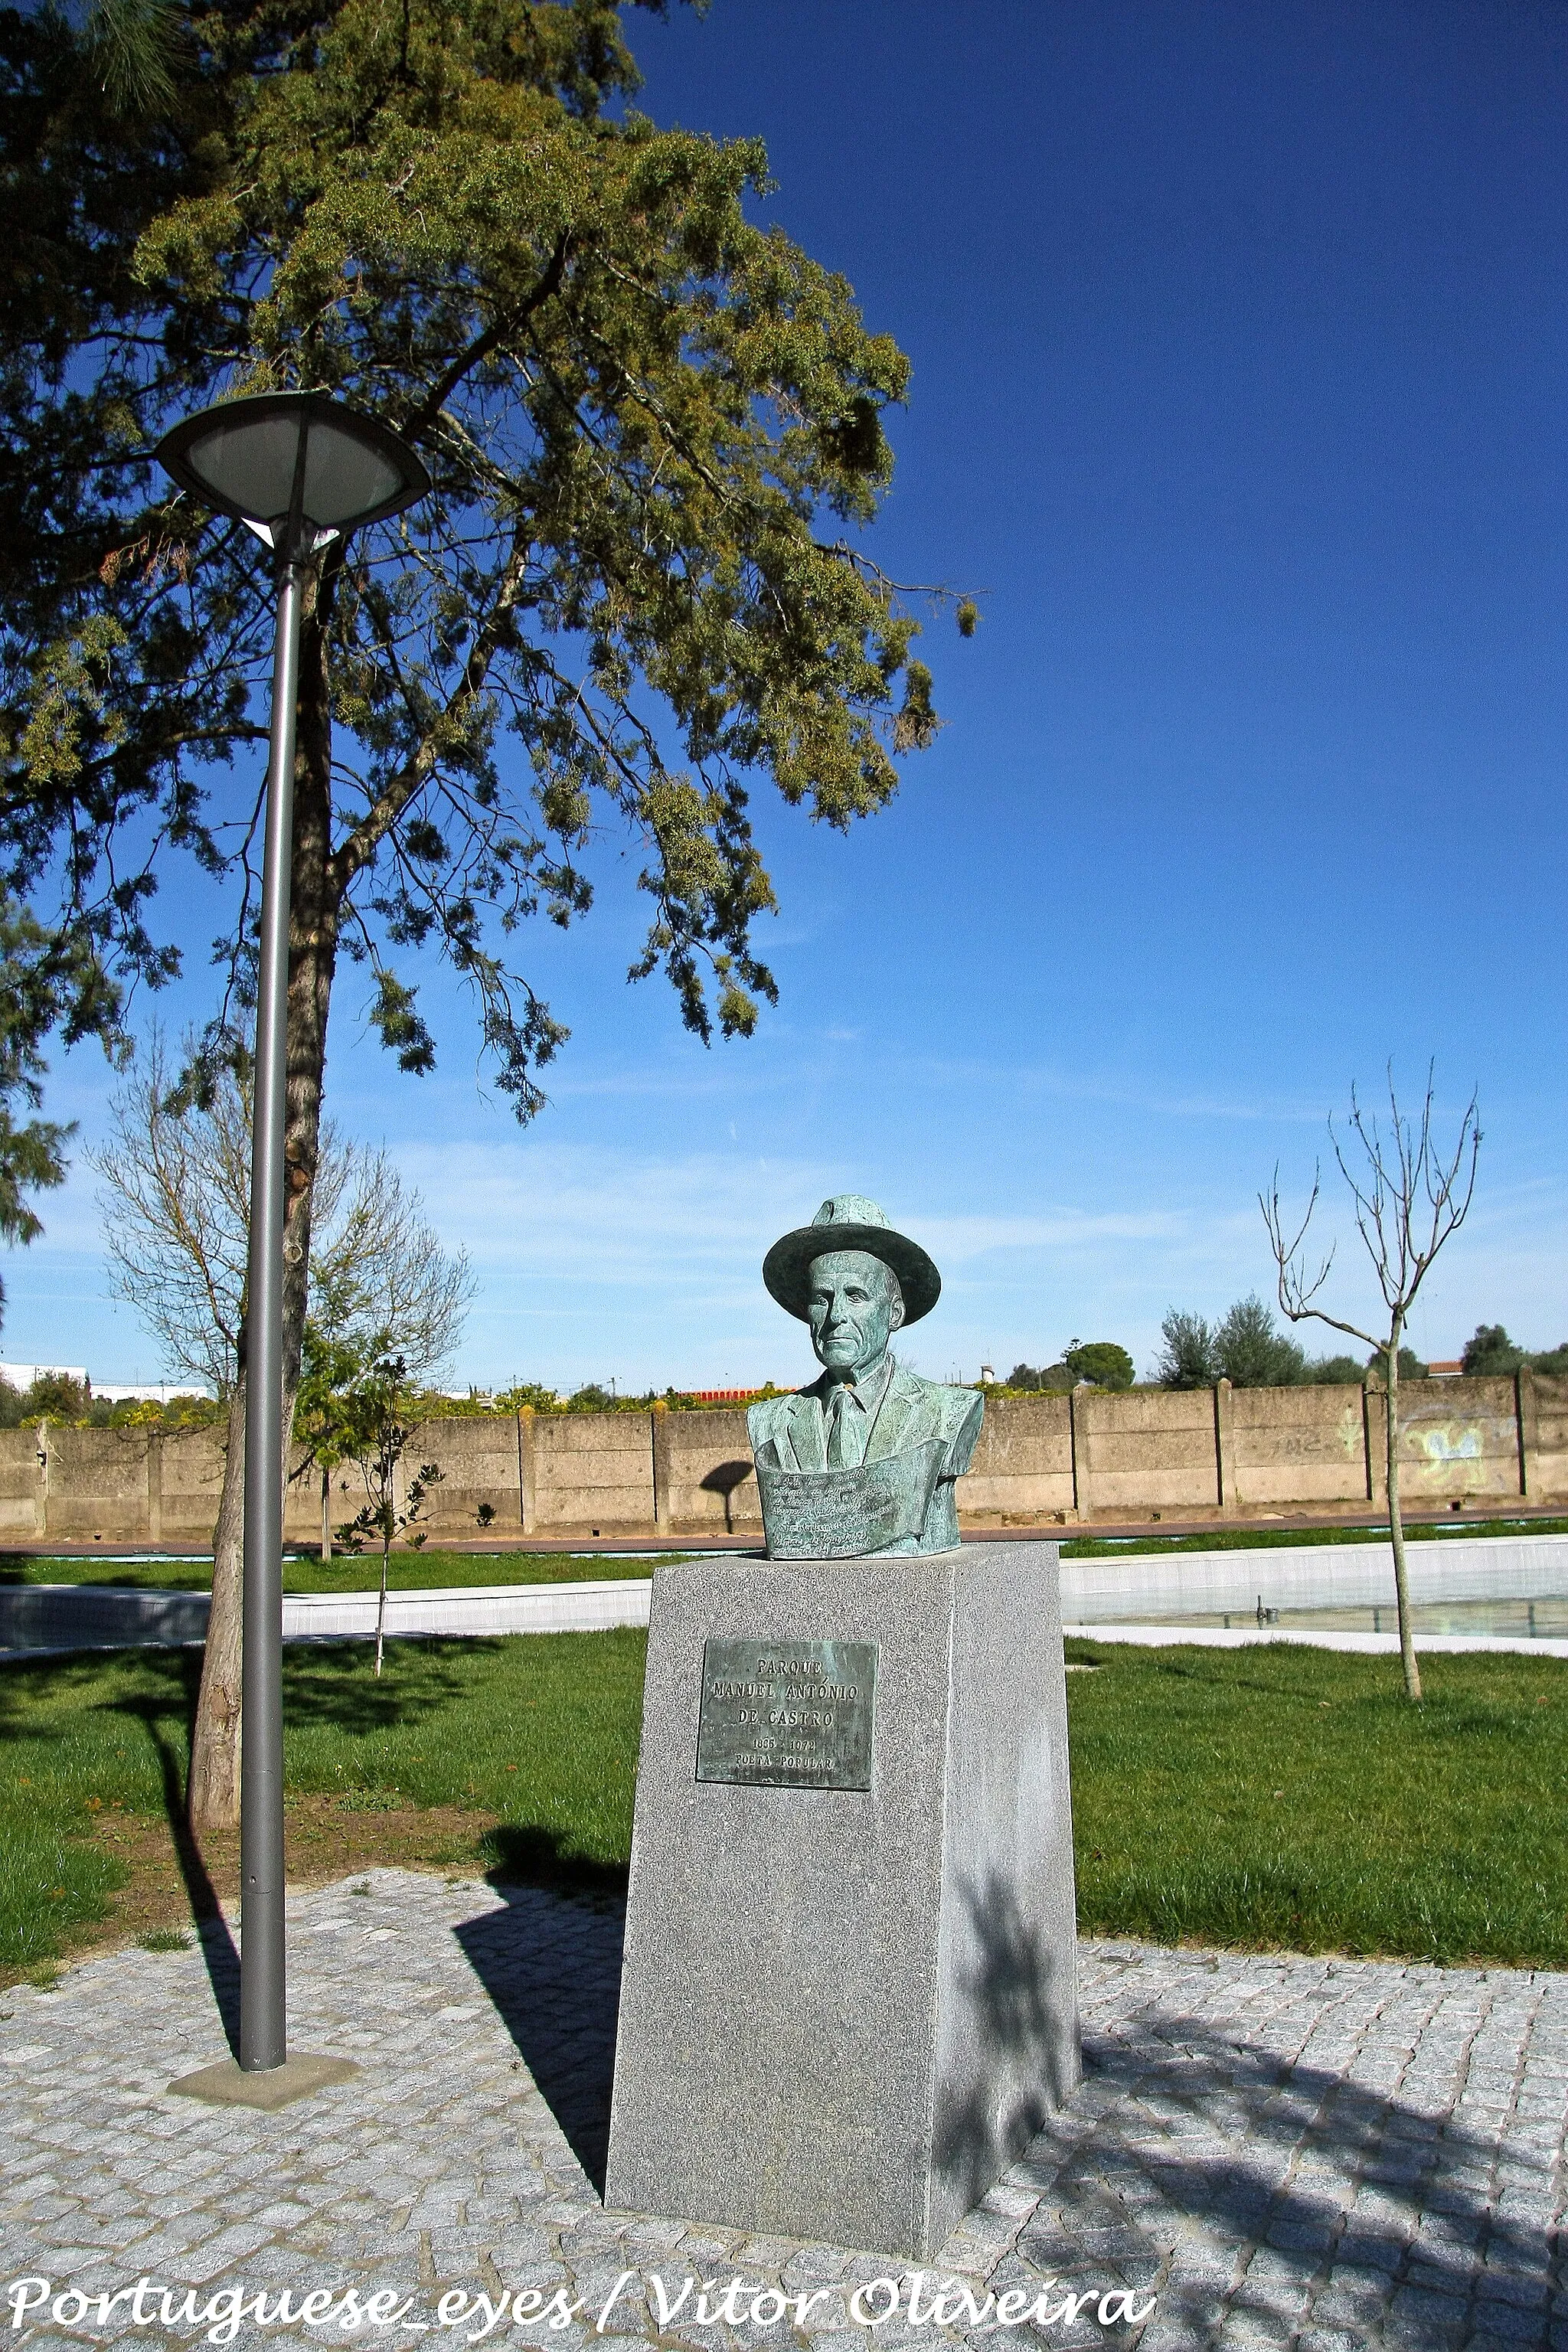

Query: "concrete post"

xmin=147 ymin=1431 xmax=164 ymax=1549
xmin=1213 ymin=1378 xmax=1236 ymax=1513
xmin=1068 ymin=1387 xmax=1090 ymax=1521
xmin=517 ymin=1408 xmax=536 ymax=1534
xmin=651 ymin=1400 xmax=671 ymax=1532
xmin=1363 ymin=1385 xmax=1387 ymax=1504
xmin=1516 ymin=1366 xmax=1537 ymax=1499
xmin=34 ymin=1419 xmax=47 ymax=1540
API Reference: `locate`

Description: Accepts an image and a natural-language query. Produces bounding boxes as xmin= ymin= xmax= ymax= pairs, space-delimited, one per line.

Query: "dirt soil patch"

xmin=7 ymin=1798 xmax=498 ymax=1983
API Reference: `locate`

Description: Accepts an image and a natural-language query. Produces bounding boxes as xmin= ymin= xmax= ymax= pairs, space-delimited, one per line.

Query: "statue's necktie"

xmin=826 ymin=1382 xmax=858 ymax=1468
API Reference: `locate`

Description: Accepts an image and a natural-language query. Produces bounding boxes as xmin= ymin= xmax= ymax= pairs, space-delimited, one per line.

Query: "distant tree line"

xmin=0 ymin=1371 xmax=786 ymax=1431
xmin=1154 ymin=1299 xmax=1568 ymax=1389
xmin=991 ymin=1302 xmax=1568 ymax=1401
xmin=0 ymin=1370 xmax=220 ymax=1430
xmin=1155 ymin=1295 xmax=1388 ymax=1388
xmin=9 ymin=1325 xmax=1560 ymax=1436
xmin=427 ymin=1381 xmax=790 ymax=1416
xmin=1001 ymin=1341 xmax=1137 ymax=1394
xmin=1459 ymin=1325 xmax=1568 ymax=1378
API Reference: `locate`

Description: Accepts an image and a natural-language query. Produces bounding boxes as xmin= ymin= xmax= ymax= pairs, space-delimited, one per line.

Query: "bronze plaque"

xmin=695 ymin=1637 xmax=877 ymax=1791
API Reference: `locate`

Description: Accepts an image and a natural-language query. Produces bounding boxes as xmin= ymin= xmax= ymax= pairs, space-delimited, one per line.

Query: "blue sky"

xmin=7 ymin=0 xmax=1566 ymax=1393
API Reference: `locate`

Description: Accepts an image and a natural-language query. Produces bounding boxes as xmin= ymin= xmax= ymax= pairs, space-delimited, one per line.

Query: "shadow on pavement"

xmin=450 ymin=1858 xmax=1560 ymax=2345
xmin=456 ymin=1851 xmax=626 ymax=2194
xmin=1017 ymin=2004 xmax=1560 ymax=2344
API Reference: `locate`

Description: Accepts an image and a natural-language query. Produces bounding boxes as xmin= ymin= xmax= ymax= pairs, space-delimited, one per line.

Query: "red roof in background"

xmin=683 ymin=1387 xmax=781 ymax=1403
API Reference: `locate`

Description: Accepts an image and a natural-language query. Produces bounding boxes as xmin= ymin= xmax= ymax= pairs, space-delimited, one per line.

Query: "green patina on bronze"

xmin=748 ymin=1197 xmax=984 ymax=1559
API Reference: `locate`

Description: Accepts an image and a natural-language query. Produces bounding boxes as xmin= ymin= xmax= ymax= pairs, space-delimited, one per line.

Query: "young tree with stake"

xmin=1261 ymin=1067 xmax=1481 ymax=1703
xmin=312 ymin=1350 xmax=443 ymax=1676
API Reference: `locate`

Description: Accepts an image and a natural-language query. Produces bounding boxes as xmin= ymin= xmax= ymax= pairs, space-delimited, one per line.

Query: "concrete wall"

xmin=1073 ymin=1384 xmax=1219 ymax=1518
xmin=958 ymin=1394 xmax=1076 ymax=1523
xmin=525 ymin=1411 xmax=655 ymax=1534
xmin=1524 ymin=1367 xmax=1568 ymax=1502
xmin=655 ymin=1408 xmax=766 ymax=1537
xmin=2 ymin=1374 xmax=1563 ymax=1547
xmin=1225 ymin=1382 xmax=1370 ymax=1511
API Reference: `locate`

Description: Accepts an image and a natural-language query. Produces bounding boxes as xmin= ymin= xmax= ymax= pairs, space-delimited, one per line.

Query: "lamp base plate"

xmin=168 ymin=2053 xmax=360 ymax=2110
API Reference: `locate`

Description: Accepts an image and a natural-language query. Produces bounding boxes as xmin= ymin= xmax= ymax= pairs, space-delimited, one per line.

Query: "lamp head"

xmin=155 ymin=390 xmax=430 ymax=562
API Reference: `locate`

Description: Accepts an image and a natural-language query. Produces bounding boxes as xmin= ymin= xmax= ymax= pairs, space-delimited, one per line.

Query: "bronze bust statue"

xmin=747 ymin=1195 xmax=983 ymax=1557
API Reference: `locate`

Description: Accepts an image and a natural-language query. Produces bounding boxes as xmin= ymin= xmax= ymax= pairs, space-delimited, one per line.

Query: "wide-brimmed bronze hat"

xmin=763 ymin=1194 xmax=942 ymax=1325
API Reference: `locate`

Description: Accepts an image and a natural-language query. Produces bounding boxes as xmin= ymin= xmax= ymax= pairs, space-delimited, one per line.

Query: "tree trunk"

xmin=320 ymin=1465 xmax=332 ymax=1562
xmin=374 ymin=1538 xmax=390 ymax=1677
xmin=187 ymin=1381 xmax=247 ymax=1828
xmin=185 ymin=570 xmax=345 ymax=1821
xmin=1386 ymin=1335 xmax=1422 ymax=1702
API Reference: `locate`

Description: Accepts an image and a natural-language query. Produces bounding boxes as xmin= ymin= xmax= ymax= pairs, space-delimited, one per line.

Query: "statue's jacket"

xmin=747 ymin=1364 xmax=984 ymax=1553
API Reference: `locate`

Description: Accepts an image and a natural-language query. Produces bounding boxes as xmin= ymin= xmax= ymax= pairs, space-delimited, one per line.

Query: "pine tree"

xmin=1 ymin=0 xmax=962 ymax=1820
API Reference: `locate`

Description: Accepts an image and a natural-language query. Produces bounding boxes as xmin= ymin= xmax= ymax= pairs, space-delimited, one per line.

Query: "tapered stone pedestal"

xmin=604 ymin=1541 xmax=1080 ymax=2259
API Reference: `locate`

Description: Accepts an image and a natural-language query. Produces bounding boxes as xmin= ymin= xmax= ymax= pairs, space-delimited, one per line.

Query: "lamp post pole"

xmin=155 ymin=393 xmax=428 ymax=2095
xmin=239 ymin=541 xmax=307 ymax=2073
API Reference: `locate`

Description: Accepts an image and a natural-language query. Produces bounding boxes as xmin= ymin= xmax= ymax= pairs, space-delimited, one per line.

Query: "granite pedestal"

xmin=603 ymin=1541 xmax=1080 ymax=2259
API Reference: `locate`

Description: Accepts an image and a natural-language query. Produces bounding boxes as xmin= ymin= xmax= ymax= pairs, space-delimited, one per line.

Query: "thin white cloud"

xmin=11 ymin=1086 xmax=1565 ymax=1391
xmin=397 ymin=1140 xmax=1199 ymax=1281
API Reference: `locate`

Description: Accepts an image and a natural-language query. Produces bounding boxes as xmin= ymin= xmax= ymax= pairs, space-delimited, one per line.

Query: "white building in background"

xmin=0 ymin=1364 xmax=209 ymax=1404
xmin=0 ymin=1363 xmax=88 ymax=1391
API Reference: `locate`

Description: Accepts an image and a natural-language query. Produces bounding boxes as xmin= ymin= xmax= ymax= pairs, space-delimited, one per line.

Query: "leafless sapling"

xmin=1260 ymin=1067 xmax=1481 ymax=1702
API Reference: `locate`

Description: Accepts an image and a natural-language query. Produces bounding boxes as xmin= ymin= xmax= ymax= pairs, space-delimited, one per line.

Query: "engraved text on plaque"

xmin=695 ymin=1637 xmax=877 ymax=1790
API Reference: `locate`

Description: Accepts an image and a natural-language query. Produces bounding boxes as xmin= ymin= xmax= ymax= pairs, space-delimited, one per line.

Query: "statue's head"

xmin=805 ymin=1249 xmax=905 ymax=1383
xmin=761 ymin=1196 xmax=940 ymax=1382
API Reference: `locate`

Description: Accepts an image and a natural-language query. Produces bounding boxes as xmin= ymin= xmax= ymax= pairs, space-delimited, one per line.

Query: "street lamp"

xmin=157 ymin=393 xmax=428 ymax=2090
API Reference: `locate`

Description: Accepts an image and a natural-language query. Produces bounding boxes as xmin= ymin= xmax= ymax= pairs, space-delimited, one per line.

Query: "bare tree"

xmin=93 ymin=1034 xmax=472 ymax=1394
xmin=305 ymin=1163 xmax=474 ymax=1391
xmin=1261 ymin=1067 xmax=1481 ymax=1702
xmin=90 ymin=1033 xmax=472 ymax=1821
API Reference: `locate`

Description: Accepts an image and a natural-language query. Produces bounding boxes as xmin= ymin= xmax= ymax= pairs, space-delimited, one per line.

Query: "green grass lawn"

xmin=1064 ymin=1638 xmax=1568 ymax=1962
xmin=0 ymin=1549 xmax=686 ymax=1592
xmin=0 ymin=1631 xmax=645 ymax=1970
xmin=2 ymin=1632 xmax=1566 ymax=1980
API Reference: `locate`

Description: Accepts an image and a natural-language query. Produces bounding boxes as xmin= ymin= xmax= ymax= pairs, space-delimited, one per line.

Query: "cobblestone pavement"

xmin=2 ymin=1869 xmax=1564 ymax=2350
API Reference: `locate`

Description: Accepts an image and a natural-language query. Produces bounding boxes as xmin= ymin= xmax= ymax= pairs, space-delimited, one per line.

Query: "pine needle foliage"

xmin=2 ymin=0 xmax=944 ymax=1110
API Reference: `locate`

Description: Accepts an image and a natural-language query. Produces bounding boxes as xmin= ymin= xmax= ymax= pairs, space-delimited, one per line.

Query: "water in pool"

xmin=1135 ymin=1596 xmax=1568 ymax=1637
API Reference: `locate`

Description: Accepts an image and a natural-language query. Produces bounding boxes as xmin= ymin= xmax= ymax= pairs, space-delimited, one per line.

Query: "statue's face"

xmin=805 ymin=1250 xmax=905 ymax=1381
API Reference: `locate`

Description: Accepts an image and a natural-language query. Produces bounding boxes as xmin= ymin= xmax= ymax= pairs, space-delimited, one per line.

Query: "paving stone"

xmin=3 ymin=1874 xmax=1566 ymax=2347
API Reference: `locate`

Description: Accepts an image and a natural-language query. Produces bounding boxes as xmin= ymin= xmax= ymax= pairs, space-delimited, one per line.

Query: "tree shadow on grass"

xmin=89 ymin=1644 xmax=472 ymax=2053
xmin=276 ymin=1637 xmax=481 ymax=1735
xmin=1011 ymin=1998 xmax=1564 ymax=2341
xmin=0 ymin=1648 xmax=243 ymax=2049
xmin=452 ymin=1826 xmax=627 ymax=2194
